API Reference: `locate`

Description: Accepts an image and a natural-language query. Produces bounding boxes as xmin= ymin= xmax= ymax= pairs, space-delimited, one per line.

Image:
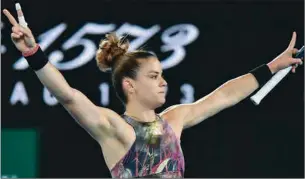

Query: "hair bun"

xmin=96 ymin=33 xmax=129 ymax=72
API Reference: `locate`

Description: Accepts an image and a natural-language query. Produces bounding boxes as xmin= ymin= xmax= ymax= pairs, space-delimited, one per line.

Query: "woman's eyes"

xmin=148 ymin=74 xmax=164 ymax=79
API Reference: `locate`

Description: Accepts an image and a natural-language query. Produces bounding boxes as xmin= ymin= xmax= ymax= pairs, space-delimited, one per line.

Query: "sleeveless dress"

xmin=110 ymin=114 xmax=185 ymax=178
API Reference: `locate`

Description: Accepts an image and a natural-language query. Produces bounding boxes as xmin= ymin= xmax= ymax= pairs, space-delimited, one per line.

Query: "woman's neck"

xmin=125 ymin=101 xmax=156 ymax=123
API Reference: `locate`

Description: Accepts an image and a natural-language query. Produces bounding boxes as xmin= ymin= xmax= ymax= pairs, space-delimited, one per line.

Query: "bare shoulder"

xmin=160 ymin=104 xmax=191 ymax=121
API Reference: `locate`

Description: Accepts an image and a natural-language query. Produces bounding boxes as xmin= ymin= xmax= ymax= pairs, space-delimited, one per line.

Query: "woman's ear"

xmin=122 ymin=78 xmax=135 ymax=94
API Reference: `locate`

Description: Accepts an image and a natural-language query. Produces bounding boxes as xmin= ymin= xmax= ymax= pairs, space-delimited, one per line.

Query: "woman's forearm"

xmin=219 ymin=73 xmax=259 ymax=106
xmin=35 ymin=62 xmax=75 ymax=103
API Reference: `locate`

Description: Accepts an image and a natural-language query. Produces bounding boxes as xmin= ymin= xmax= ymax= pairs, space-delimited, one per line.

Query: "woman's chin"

xmin=151 ymin=96 xmax=166 ymax=109
xmin=157 ymin=97 xmax=166 ymax=106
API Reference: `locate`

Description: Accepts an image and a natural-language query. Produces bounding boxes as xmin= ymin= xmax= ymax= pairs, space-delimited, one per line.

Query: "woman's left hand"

xmin=267 ymin=32 xmax=303 ymax=74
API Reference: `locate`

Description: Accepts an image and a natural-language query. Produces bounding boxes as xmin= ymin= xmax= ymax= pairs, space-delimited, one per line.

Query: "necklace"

xmin=124 ymin=113 xmax=162 ymax=145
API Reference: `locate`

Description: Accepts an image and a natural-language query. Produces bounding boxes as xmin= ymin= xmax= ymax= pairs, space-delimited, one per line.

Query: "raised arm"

xmin=161 ymin=32 xmax=303 ymax=132
xmin=35 ymin=62 xmax=114 ymax=139
xmin=3 ymin=9 xmax=128 ymax=141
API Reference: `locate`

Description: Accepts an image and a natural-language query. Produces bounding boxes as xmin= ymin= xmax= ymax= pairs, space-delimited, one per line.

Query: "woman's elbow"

xmin=58 ymin=88 xmax=77 ymax=104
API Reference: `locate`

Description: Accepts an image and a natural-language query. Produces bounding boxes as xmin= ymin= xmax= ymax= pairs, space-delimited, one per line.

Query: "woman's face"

xmin=128 ymin=57 xmax=168 ymax=109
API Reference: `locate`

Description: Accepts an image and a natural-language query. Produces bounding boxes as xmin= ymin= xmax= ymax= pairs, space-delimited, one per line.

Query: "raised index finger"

xmin=288 ymin=31 xmax=297 ymax=49
xmin=2 ymin=9 xmax=18 ymax=26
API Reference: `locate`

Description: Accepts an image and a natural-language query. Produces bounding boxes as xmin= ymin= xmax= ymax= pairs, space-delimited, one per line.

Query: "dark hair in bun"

xmin=96 ymin=33 xmax=129 ymax=72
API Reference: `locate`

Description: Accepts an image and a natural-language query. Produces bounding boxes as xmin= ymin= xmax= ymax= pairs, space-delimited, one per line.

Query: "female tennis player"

xmin=3 ymin=8 xmax=303 ymax=178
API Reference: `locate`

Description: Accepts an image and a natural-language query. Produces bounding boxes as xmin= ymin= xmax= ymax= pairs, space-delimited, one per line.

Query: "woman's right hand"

xmin=3 ymin=9 xmax=37 ymax=53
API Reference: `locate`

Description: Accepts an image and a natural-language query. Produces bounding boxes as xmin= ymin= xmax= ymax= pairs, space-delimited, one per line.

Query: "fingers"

xmin=291 ymin=66 xmax=296 ymax=73
xmin=15 ymin=3 xmax=28 ymax=27
xmin=292 ymin=48 xmax=298 ymax=54
xmin=19 ymin=26 xmax=32 ymax=37
xmin=11 ymin=24 xmax=33 ymax=39
xmin=288 ymin=31 xmax=297 ymax=49
xmin=2 ymin=9 xmax=18 ymax=26
xmin=11 ymin=32 xmax=21 ymax=39
xmin=290 ymin=58 xmax=303 ymax=73
xmin=11 ymin=25 xmax=32 ymax=39
xmin=291 ymin=58 xmax=303 ymax=73
xmin=291 ymin=63 xmax=300 ymax=73
xmin=12 ymin=26 xmax=23 ymax=36
xmin=16 ymin=3 xmax=24 ymax=18
xmin=292 ymin=58 xmax=303 ymax=65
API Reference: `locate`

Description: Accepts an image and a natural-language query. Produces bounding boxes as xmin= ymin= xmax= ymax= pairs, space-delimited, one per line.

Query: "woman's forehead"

xmin=139 ymin=57 xmax=162 ymax=73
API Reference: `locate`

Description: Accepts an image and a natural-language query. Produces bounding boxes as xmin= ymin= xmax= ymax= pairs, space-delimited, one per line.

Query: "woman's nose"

xmin=160 ymin=77 xmax=167 ymax=87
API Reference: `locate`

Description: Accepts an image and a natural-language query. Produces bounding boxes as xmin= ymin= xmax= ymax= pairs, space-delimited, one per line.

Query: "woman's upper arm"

xmin=62 ymin=88 xmax=126 ymax=141
xmin=161 ymin=90 xmax=229 ymax=129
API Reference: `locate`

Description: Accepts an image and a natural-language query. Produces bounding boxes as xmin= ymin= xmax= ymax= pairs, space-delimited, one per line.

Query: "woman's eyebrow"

xmin=147 ymin=70 xmax=162 ymax=75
